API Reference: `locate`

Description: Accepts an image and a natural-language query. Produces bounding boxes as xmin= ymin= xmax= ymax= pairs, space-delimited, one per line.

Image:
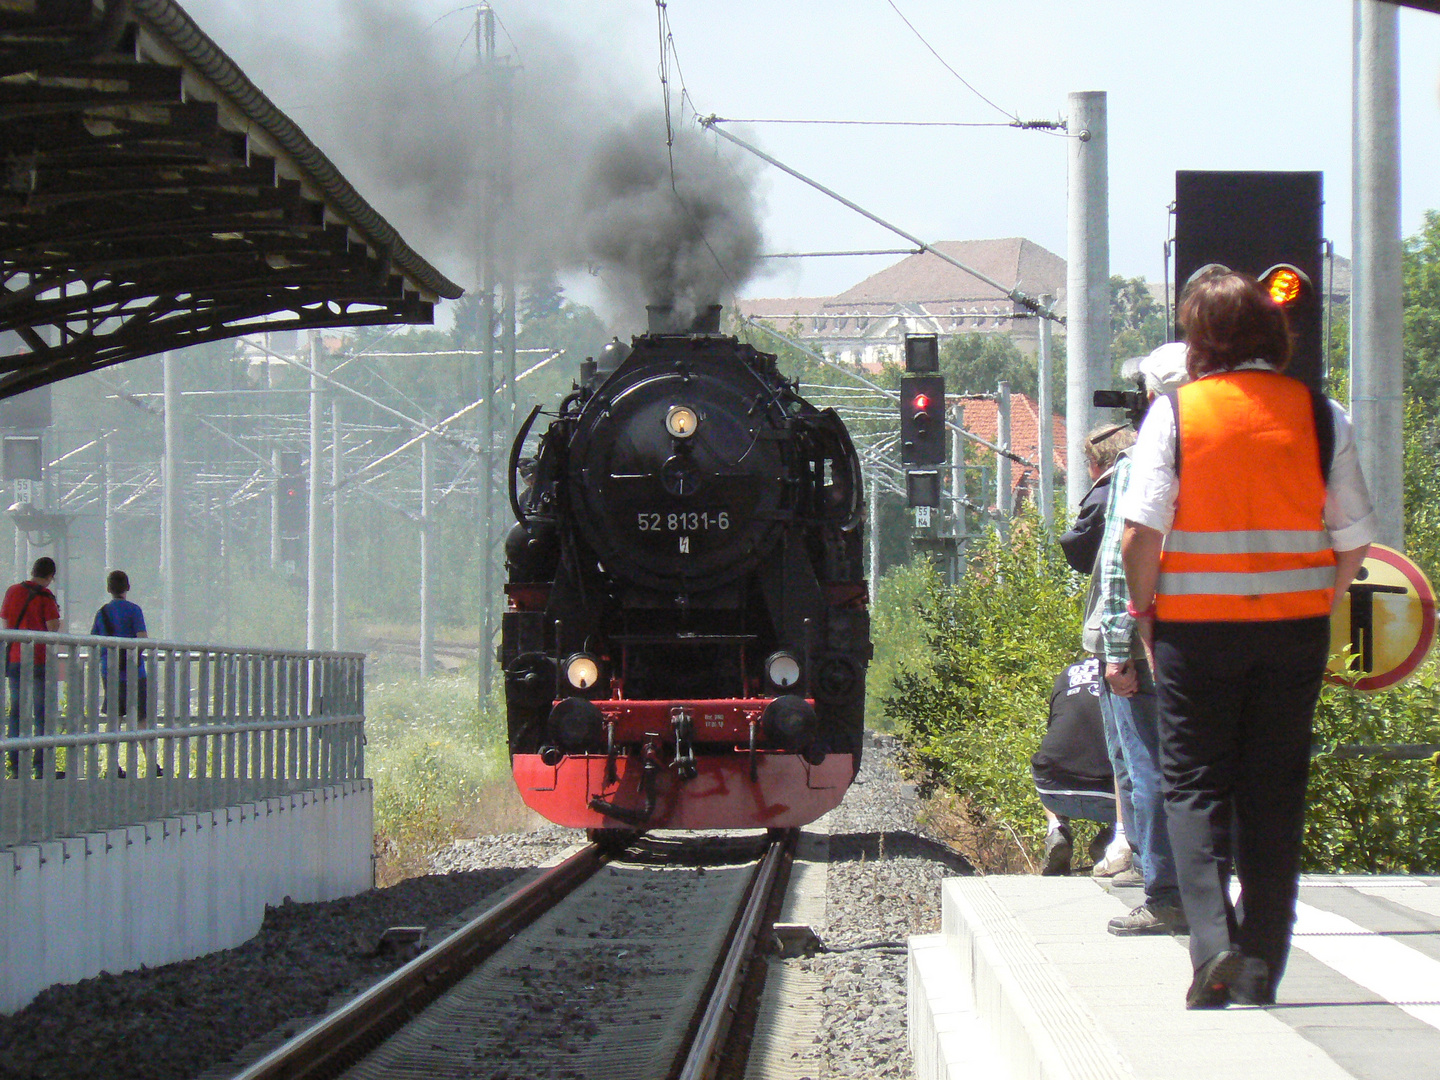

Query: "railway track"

xmin=231 ymin=830 xmax=796 ymax=1080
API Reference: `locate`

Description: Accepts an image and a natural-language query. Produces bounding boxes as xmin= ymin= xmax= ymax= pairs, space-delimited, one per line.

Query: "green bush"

xmin=883 ymin=517 xmax=1085 ymax=853
xmin=1305 ymin=668 xmax=1440 ymax=872
xmin=866 ymin=557 xmax=943 ymax=730
xmin=881 ymin=513 xmax=1440 ymax=874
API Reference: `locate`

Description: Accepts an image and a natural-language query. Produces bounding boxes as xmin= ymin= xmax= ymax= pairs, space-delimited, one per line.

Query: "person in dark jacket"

xmin=1032 ymin=658 xmax=1116 ymax=874
xmin=1059 ymin=425 xmax=1132 ymax=575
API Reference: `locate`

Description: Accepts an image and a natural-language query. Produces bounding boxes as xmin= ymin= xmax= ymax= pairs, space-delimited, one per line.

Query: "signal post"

xmin=901 ymin=334 xmax=955 ymax=577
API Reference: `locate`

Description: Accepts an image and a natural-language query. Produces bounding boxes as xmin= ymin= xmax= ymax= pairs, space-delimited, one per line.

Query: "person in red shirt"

xmin=3 ymin=557 xmax=62 ymax=779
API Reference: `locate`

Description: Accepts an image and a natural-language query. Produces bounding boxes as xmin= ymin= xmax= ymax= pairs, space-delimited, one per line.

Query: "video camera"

xmin=1091 ymin=356 xmax=1150 ymax=429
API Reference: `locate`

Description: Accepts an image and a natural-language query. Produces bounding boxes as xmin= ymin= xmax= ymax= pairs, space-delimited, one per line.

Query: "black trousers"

xmin=1152 ymin=616 xmax=1329 ymax=993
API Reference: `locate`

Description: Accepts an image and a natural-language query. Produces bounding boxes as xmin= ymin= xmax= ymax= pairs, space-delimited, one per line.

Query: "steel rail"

xmin=677 ymin=828 xmax=797 ymax=1080
xmin=231 ymin=842 xmax=609 ymax=1080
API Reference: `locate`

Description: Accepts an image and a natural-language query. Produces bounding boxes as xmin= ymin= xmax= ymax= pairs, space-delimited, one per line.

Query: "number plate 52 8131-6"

xmin=635 ymin=510 xmax=731 ymax=532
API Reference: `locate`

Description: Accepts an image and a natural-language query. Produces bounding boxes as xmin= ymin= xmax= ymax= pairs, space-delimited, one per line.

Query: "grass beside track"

xmin=366 ymin=663 xmax=536 ymax=884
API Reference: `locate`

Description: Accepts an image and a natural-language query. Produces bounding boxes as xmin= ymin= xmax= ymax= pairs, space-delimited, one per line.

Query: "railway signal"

xmin=905 ymin=334 xmax=939 ymax=374
xmin=276 ymin=450 xmax=306 ymax=563
xmin=900 ymin=376 xmax=946 ymax=465
xmin=1173 ymin=170 xmax=1324 ymax=390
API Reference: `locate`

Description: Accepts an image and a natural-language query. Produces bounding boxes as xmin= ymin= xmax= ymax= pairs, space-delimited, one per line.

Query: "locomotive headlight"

xmin=564 ymin=653 xmax=602 ymax=690
xmin=765 ymin=651 xmax=802 ymax=689
xmin=665 ymin=405 xmax=699 ymax=439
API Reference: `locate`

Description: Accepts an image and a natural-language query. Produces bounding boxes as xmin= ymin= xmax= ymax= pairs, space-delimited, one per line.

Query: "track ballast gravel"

xmin=0 ymin=735 xmax=967 ymax=1080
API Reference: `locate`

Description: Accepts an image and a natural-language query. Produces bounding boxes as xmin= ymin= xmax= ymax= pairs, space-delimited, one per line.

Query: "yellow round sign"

xmin=1326 ymin=544 xmax=1437 ymax=692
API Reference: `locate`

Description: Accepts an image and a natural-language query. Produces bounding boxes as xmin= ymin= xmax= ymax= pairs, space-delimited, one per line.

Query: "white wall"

xmin=0 ymin=780 xmax=372 ymax=1014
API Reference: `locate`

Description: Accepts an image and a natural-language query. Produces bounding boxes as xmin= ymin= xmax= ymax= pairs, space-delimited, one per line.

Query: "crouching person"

xmin=1031 ymin=657 xmax=1117 ymax=875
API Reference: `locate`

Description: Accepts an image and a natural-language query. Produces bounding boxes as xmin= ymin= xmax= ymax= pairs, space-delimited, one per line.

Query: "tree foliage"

xmin=1404 ymin=210 xmax=1440 ymax=404
xmin=1306 ymin=671 xmax=1440 ymax=872
xmin=882 ymin=515 xmax=1084 ymax=846
xmin=1109 ymin=274 xmax=1166 ymax=369
xmin=940 ymin=332 xmax=1034 ymax=398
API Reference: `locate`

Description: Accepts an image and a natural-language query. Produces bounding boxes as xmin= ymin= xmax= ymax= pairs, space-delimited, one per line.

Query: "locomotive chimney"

xmin=689 ymin=304 xmax=723 ymax=334
xmin=646 ymin=303 xmax=679 ymax=334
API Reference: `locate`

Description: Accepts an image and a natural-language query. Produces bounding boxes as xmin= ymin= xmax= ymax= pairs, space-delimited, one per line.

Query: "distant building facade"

xmin=740 ymin=238 xmax=1067 ymax=372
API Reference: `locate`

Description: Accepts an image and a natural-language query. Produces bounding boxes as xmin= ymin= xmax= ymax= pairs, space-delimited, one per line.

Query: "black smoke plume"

xmin=183 ymin=0 xmax=767 ymax=330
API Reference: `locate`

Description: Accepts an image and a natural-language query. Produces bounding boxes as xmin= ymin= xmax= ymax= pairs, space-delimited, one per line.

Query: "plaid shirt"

xmin=1096 ymin=452 xmax=1139 ymax=663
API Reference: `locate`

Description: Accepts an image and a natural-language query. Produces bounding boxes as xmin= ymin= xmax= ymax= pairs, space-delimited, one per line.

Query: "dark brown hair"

xmin=107 ymin=570 xmax=129 ymax=596
xmin=1177 ymin=270 xmax=1291 ymax=378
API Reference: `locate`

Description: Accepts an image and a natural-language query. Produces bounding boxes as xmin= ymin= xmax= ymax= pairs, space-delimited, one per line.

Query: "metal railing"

xmin=0 ymin=629 xmax=365 ymax=849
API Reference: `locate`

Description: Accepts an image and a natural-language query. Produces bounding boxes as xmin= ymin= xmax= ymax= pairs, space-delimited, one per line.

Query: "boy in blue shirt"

xmin=92 ymin=569 xmax=149 ymax=729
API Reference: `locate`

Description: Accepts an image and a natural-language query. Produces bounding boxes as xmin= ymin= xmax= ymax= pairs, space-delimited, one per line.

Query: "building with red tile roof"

xmin=954 ymin=392 xmax=1068 ymax=513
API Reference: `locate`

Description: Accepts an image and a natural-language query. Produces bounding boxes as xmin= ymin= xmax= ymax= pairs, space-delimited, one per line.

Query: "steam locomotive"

xmin=502 ymin=304 xmax=871 ymax=830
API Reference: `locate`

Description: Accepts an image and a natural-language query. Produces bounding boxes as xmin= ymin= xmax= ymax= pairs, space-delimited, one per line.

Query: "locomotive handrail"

xmin=510 ymin=402 xmax=544 ymax=531
xmin=810 ymin=406 xmax=866 ymax=531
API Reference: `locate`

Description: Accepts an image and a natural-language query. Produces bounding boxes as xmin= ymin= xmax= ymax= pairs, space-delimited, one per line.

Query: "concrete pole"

xmin=1036 ymin=295 xmax=1055 ymax=533
xmin=1066 ymin=91 xmax=1111 ymax=512
xmin=270 ymin=447 xmax=281 ymax=569
xmin=951 ymin=401 xmax=968 ymax=563
xmin=420 ymin=434 xmax=434 ymax=679
xmin=996 ymin=381 xmax=1013 ymax=525
xmin=867 ymin=462 xmax=879 ymax=590
xmin=161 ymin=350 xmax=178 ymax=639
xmin=101 ymin=436 xmax=113 ymax=571
xmin=1351 ymin=1 xmax=1404 ymax=549
xmin=331 ymin=398 xmax=343 ymax=651
xmin=306 ymin=331 xmax=322 ymax=651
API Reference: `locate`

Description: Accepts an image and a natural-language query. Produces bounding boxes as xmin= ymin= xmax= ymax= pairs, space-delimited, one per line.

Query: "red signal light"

xmin=913 ymin=394 xmax=931 ymax=412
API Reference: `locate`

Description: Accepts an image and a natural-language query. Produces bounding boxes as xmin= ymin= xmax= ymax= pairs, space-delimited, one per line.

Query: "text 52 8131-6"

xmin=636 ymin=510 xmax=730 ymax=532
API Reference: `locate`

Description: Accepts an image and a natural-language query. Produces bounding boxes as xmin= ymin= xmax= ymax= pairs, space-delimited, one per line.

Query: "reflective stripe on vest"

xmin=1155 ymin=370 xmax=1335 ymax=622
xmin=1162 ymin=528 xmax=1330 ymax=556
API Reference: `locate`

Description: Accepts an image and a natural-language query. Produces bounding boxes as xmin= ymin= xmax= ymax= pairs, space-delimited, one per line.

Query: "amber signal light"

xmin=1260 ymin=264 xmax=1310 ymax=308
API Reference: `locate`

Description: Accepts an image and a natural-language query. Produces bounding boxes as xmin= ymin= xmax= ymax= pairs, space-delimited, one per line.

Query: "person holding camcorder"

xmin=1085 ymin=343 xmax=1190 ymax=937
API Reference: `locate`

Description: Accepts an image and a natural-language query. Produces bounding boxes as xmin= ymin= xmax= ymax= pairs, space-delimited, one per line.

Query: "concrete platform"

xmin=909 ymin=874 xmax=1440 ymax=1080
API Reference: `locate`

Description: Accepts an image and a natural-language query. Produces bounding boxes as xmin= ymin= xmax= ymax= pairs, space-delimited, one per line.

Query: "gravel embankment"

xmin=0 ymin=868 xmax=557 ymax=1080
xmin=0 ymin=736 xmax=966 ymax=1080
xmin=799 ymin=735 xmax=972 ymax=1079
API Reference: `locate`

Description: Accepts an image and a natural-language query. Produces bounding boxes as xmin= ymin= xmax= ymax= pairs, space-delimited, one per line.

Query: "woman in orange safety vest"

xmin=1119 ymin=268 xmax=1376 ymax=1010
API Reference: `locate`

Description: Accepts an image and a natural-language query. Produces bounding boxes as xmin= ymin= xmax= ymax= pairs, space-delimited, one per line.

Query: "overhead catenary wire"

xmin=704 ymin=118 xmax=1062 ymax=326
xmin=709 ymin=117 xmax=1064 ymax=131
xmin=739 ymin=314 xmax=1038 ymax=470
xmin=882 ymin=0 xmax=1019 ymax=124
xmin=761 ymin=249 xmax=922 ymax=259
xmin=335 ymin=349 xmax=562 ymax=492
xmin=649 ymin=4 xmax=749 ymax=298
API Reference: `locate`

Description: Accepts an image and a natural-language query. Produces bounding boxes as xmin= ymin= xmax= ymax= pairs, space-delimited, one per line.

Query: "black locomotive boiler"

xmin=502 ymin=303 xmax=871 ymax=830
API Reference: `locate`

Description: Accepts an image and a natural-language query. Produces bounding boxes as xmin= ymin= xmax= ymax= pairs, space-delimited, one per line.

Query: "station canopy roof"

xmin=0 ymin=0 xmax=465 ymax=398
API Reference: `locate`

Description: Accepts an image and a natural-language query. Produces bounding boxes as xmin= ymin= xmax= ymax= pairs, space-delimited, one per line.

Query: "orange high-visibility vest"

xmin=1155 ymin=370 xmax=1335 ymax=622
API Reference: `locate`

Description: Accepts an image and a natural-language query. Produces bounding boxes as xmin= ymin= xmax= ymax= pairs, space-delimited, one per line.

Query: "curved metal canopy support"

xmin=0 ymin=0 xmax=464 ymax=398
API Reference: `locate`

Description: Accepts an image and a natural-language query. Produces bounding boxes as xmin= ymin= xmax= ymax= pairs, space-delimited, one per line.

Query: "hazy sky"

xmin=184 ymin=0 xmax=1440 ymax=306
